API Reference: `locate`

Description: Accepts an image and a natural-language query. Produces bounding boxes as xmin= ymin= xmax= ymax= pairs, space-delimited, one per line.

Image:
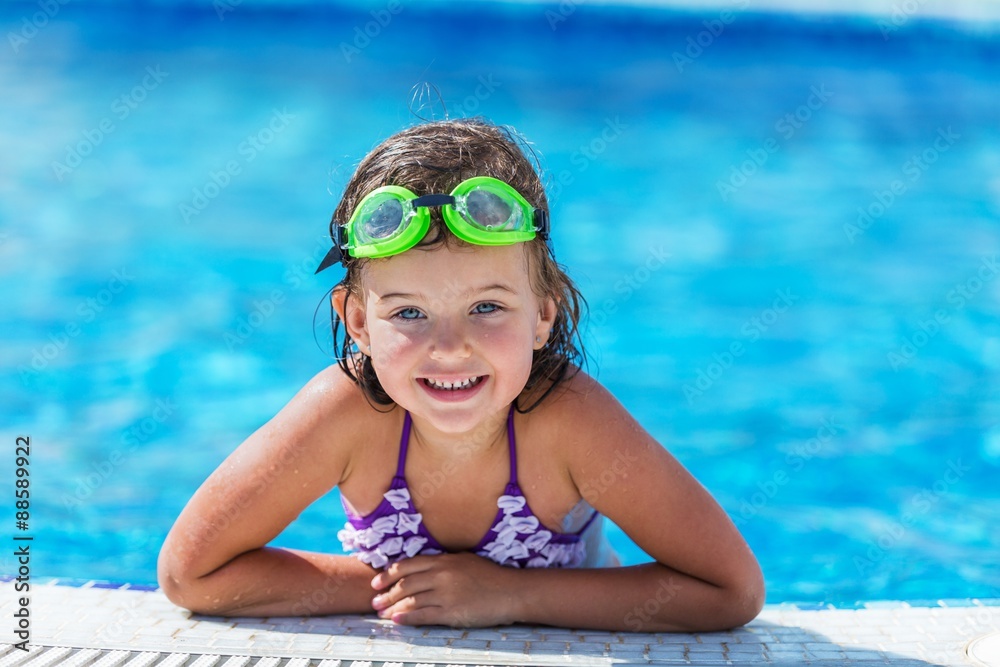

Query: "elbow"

xmin=726 ymin=573 xmax=766 ymax=629
xmin=157 ymin=542 xmax=225 ymax=616
xmin=713 ymin=566 xmax=766 ymax=631
xmin=666 ymin=578 xmax=764 ymax=634
xmin=706 ymin=546 xmax=767 ymax=631
xmin=637 ymin=565 xmax=765 ymax=633
xmin=156 ymin=546 xmax=198 ymax=612
xmin=671 ymin=566 xmax=766 ymax=633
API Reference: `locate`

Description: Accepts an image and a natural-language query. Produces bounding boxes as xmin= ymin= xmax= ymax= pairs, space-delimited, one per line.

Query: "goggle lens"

xmin=462 ymin=188 xmax=523 ymax=231
xmin=356 ymin=196 xmax=407 ymax=244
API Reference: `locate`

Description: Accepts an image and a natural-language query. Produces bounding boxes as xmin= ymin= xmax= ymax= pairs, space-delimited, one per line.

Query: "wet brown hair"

xmin=327 ymin=118 xmax=589 ymax=413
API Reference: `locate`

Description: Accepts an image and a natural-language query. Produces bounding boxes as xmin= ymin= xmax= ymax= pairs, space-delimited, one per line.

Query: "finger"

xmin=390 ymin=605 xmax=484 ymax=628
xmin=377 ymin=589 xmax=439 ymax=619
xmin=383 ymin=601 xmax=448 ymax=626
xmin=372 ymin=570 xmax=437 ymax=611
xmin=371 ymin=555 xmax=433 ymax=590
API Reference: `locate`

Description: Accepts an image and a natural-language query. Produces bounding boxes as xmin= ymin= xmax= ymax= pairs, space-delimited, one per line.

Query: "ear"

xmin=332 ymin=286 xmax=371 ymax=353
xmin=534 ymin=296 xmax=559 ymax=351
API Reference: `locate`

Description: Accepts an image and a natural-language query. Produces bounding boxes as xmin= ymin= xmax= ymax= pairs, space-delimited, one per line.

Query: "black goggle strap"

xmin=314 ymin=223 xmax=349 ymax=274
xmin=533 ymin=208 xmax=549 ymax=240
xmin=411 ymin=193 xmax=455 ymax=208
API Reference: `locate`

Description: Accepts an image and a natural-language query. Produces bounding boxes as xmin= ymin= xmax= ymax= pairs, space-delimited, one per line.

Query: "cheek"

xmin=368 ymin=323 xmax=419 ymax=366
xmin=477 ymin=327 xmax=534 ymax=365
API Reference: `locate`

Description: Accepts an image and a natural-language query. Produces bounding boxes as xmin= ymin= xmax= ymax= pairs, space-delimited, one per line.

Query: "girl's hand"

xmin=370 ymin=553 xmax=520 ymax=627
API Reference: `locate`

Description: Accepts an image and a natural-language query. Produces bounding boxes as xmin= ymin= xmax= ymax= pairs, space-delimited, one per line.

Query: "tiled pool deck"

xmin=1 ymin=582 xmax=997 ymax=666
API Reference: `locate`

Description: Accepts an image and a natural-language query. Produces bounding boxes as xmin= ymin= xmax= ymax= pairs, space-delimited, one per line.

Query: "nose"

xmin=429 ymin=317 xmax=472 ymax=360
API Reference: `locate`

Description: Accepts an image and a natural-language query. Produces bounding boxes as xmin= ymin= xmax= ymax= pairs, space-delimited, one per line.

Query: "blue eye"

xmin=394 ymin=307 xmax=423 ymax=320
xmin=474 ymin=303 xmax=503 ymax=315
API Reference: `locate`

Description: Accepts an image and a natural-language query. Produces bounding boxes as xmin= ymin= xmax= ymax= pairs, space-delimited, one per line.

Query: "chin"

xmin=419 ymin=406 xmax=497 ymax=432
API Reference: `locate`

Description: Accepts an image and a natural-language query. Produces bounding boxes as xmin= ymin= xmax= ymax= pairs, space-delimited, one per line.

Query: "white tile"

xmin=486 ymin=640 xmax=530 ymax=651
xmin=89 ymin=650 xmax=132 ymax=667
xmin=117 ymin=653 xmax=162 ymax=667
xmin=445 ymin=639 xmax=489 ymax=651
xmin=460 ymin=629 xmax=504 ymax=641
xmin=646 ymin=644 xmax=688 ymax=657
xmin=284 ymin=635 xmax=334 ymax=649
xmin=216 ymin=658 xmax=251 ymax=667
xmin=7 ymin=583 xmax=1000 ymax=667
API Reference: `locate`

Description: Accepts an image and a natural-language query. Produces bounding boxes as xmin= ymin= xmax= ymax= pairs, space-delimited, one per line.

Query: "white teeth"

xmin=424 ymin=376 xmax=481 ymax=390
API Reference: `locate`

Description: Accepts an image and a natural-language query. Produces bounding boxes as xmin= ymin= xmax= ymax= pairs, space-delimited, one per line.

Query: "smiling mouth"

xmin=421 ymin=376 xmax=487 ymax=391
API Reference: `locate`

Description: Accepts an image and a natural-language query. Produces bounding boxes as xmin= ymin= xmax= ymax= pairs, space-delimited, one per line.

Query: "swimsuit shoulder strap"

xmin=396 ymin=411 xmax=412 ymax=478
xmin=506 ymin=403 xmax=518 ymax=485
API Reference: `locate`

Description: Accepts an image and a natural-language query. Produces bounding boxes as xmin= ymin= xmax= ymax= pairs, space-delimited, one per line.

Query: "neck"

xmin=407 ymin=406 xmax=510 ymax=464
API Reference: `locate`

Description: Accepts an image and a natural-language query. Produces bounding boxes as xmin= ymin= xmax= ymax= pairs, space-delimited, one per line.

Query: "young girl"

xmin=158 ymin=118 xmax=764 ymax=632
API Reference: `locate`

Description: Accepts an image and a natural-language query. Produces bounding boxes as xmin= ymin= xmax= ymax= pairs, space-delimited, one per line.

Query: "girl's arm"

xmin=157 ymin=366 xmax=377 ymax=616
xmin=519 ymin=373 xmax=766 ymax=631
xmin=373 ymin=372 xmax=764 ymax=631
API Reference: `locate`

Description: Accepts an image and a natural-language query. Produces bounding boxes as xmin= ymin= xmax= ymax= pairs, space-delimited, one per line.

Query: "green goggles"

xmin=315 ymin=176 xmax=549 ymax=273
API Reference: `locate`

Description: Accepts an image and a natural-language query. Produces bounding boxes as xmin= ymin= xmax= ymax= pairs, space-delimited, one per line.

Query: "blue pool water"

xmin=2 ymin=2 xmax=998 ymax=604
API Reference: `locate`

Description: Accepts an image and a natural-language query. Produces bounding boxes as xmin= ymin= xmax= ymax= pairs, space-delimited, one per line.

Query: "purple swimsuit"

xmin=338 ymin=404 xmax=600 ymax=569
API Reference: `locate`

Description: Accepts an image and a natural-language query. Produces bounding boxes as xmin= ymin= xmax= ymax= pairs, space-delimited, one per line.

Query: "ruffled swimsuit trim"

xmin=338 ymin=404 xmax=600 ymax=569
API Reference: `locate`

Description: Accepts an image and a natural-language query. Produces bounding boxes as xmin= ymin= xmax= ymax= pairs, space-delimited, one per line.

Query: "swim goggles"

xmin=315 ymin=176 xmax=549 ymax=273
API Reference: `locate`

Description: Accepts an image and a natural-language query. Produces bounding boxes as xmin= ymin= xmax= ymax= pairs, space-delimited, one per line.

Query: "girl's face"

xmin=342 ymin=242 xmax=557 ymax=435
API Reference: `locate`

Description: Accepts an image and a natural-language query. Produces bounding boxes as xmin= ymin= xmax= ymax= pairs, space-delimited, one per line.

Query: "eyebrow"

xmin=379 ymin=283 xmax=518 ymax=301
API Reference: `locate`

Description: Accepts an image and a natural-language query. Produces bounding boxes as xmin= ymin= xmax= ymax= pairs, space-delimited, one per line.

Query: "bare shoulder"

xmin=208 ymin=361 xmax=390 ymax=498
xmin=159 ymin=363 xmax=379 ymax=582
xmin=523 ymin=367 xmax=764 ymax=611
xmin=526 ymin=366 xmax=690 ymax=512
xmin=281 ymin=362 xmax=377 ymax=448
xmin=532 ymin=366 xmax=658 ymax=459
